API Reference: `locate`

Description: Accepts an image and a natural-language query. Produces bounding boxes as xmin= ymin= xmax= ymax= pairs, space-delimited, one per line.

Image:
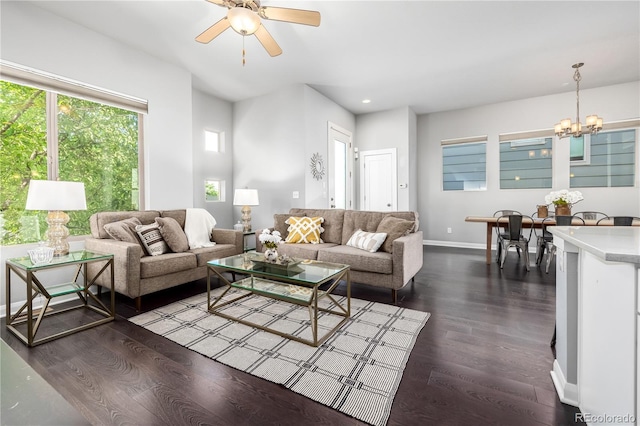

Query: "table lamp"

xmin=233 ymin=188 xmax=259 ymax=232
xmin=25 ymin=180 xmax=87 ymax=256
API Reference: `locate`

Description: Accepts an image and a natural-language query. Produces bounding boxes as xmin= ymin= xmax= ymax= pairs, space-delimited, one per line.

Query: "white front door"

xmin=360 ymin=148 xmax=397 ymax=211
xmin=327 ymin=123 xmax=353 ymax=209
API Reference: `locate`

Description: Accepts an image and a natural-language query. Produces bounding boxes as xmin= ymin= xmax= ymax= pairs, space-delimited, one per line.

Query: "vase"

xmin=555 ymin=205 xmax=571 ymax=216
xmin=537 ymin=205 xmax=548 ymax=218
xmin=264 ymin=247 xmax=278 ymax=263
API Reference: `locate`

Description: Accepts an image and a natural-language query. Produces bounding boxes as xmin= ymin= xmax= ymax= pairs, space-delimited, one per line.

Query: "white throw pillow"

xmin=346 ymin=229 xmax=387 ymax=253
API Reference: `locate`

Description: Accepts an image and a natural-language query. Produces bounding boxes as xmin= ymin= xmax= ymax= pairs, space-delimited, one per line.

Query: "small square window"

xmin=205 ymin=130 xmax=220 ymax=152
xmin=205 ymin=179 xmax=225 ymax=202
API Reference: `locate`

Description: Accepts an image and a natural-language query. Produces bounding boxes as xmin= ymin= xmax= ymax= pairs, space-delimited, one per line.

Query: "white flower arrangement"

xmin=259 ymin=229 xmax=283 ymax=249
xmin=544 ymin=189 xmax=584 ymax=207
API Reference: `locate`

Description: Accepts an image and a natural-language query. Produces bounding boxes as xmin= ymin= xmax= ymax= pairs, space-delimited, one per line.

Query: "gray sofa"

xmin=256 ymin=208 xmax=423 ymax=303
xmin=85 ymin=209 xmax=243 ymax=310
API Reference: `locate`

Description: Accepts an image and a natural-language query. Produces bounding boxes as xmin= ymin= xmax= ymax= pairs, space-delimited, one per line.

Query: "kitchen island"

xmin=549 ymin=226 xmax=640 ymax=424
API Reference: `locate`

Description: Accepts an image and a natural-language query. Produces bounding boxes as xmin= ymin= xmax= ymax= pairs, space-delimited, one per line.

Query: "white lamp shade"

xmin=25 ymin=180 xmax=87 ymax=211
xmin=233 ymin=188 xmax=259 ymax=206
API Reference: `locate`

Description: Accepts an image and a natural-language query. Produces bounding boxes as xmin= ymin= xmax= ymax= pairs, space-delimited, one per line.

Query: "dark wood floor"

xmin=2 ymin=246 xmax=584 ymax=426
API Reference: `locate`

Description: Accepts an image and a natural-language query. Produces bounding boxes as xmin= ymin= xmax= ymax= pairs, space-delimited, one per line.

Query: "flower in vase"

xmin=544 ymin=190 xmax=584 ymax=208
xmin=259 ymin=229 xmax=282 ymax=249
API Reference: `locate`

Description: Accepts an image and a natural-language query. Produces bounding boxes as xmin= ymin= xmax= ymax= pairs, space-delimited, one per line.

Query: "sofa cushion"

xmin=103 ymin=217 xmax=142 ymax=244
xmin=289 ymin=208 xmax=345 ymax=244
xmin=139 ymin=252 xmax=197 ymax=278
xmin=317 ymin=245 xmax=392 ymax=274
xmin=136 ymin=223 xmax=170 ymax=256
xmin=341 ymin=210 xmax=419 ymax=244
xmin=285 ymin=216 xmax=324 ymax=244
xmin=376 ymin=216 xmax=416 ymax=253
xmin=191 ymin=244 xmax=242 ymax=267
xmin=160 ymin=210 xmax=186 ymax=229
xmin=346 ymin=229 xmax=387 ymax=253
xmin=276 ymin=242 xmax=338 ymax=260
xmin=156 ymin=217 xmax=189 ymax=253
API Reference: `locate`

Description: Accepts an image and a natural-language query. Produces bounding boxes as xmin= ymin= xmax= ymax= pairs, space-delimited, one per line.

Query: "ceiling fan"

xmin=196 ymin=0 xmax=321 ymax=58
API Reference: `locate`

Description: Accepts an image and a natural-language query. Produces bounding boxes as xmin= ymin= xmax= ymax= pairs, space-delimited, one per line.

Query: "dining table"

xmin=464 ymin=215 xmax=605 ymax=264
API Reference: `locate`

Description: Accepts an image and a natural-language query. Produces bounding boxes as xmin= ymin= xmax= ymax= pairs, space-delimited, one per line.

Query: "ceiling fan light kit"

xmin=554 ymin=62 xmax=603 ymax=139
xmin=196 ymin=0 xmax=320 ymax=64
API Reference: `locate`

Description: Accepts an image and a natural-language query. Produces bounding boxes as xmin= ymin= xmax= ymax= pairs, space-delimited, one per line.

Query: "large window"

xmin=499 ymin=137 xmax=553 ymax=189
xmin=442 ymin=138 xmax=487 ymax=191
xmin=0 ymin=79 xmax=143 ymax=245
xmin=570 ymin=129 xmax=636 ymax=188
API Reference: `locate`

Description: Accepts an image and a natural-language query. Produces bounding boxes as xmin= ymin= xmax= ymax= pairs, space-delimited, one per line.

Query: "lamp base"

xmin=45 ymin=210 xmax=70 ymax=256
xmin=241 ymin=205 xmax=252 ymax=232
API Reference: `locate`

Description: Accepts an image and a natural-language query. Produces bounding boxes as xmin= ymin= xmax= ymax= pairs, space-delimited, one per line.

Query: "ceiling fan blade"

xmin=195 ymin=18 xmax=231 ymax=43
xmin=260 ymin=6 xmax=321 ymax=27
xmin=254 ymin=25 xmax=282 ymax=57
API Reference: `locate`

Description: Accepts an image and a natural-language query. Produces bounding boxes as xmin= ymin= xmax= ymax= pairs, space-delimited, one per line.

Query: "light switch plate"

xmin=292 ymin=191 xmax=299 ymax=199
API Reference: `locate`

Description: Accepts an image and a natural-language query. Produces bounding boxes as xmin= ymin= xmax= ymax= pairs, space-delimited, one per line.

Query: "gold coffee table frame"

xmin=5 ymin=250 xmax=115 ymax=347
xmin=207 ymin=253 xmax=350 ymax=347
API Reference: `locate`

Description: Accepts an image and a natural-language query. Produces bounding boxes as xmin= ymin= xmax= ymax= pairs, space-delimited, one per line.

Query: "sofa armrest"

xmin=211 ymin=229 xmax=243 ymax=254
xmin=391 ymin=231 xmax=424 ymax=288
xmin=84 ymin=237 xmax=142 ymax=298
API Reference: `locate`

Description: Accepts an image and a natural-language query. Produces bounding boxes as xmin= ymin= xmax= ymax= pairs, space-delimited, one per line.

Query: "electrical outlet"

xmin=447 ymin=227 xmax=452 ymax=234
xmin=292 ymin=191 xmax=299 ymax=199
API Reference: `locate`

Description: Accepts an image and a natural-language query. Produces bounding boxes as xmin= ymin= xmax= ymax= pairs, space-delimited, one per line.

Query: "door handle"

xmin=331 ymin=204 xmax=336 ymax=208
xmin=387 ymin=203 xmax=392 ymax=207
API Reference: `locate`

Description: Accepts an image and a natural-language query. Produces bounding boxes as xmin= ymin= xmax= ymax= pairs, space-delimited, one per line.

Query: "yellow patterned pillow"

xmin=285 ymin=216 xmax=325 ymax=244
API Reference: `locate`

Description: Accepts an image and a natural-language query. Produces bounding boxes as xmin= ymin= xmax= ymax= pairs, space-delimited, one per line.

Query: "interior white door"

xmin=327 ymin=123 xmax=353 ymax=209
xmin=360 ymin=148 xmax=397 ymax=211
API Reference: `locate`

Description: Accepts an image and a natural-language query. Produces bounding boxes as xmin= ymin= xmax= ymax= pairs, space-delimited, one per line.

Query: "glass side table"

xmin=5 ymin=250 xmax=115 ymax=347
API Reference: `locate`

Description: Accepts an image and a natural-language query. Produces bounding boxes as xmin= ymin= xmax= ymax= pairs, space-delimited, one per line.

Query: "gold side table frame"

xmin=207 ymin=258 xmax=350 ymax=347
xmin=5 ymin=251 xmax=115 ymax=347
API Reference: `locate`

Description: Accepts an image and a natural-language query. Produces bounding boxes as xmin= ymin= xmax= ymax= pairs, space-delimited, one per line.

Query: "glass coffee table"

xmin=207 ymin=252 xmax=350 ymax=347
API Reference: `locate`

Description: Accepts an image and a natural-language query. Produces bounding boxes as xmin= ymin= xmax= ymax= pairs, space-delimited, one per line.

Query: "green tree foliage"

xmin=1 ymin=81 xmax=139 ymax=245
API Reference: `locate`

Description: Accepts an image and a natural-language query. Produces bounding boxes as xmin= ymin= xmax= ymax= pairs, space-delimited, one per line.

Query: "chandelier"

xmin=554 ymin=63 xmax=603 ymax=138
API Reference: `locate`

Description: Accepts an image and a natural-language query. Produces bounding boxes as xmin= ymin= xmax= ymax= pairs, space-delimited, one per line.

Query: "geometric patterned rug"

xmin=129 ymin=287 xmax=430 ymax=426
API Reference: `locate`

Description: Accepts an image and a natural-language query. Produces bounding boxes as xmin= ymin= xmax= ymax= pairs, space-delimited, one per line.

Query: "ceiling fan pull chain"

xmin=242 ymin=35 xmax=246 ymax=66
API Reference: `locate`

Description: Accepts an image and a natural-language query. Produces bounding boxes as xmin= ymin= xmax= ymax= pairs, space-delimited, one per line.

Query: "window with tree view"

xmin=0 ymin=80 xmax=141 ymax=246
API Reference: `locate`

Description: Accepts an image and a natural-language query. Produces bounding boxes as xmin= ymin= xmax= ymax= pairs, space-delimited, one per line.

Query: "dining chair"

xmin=495 ymin=214 xmax=533 ymax=271
xmin=596 ymin=216 xmax=640 ymax=226
xmin=573 ymin=211 xmax=609 ymax=222
xmin=541 ymin=215 xmax=585 ymax=273
xmin=493 ymin=210 xmax=522 ymax=263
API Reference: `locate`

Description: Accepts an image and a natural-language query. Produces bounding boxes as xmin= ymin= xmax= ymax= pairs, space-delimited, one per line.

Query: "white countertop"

xmin=549 ymin=226 xmax=640 ymax=265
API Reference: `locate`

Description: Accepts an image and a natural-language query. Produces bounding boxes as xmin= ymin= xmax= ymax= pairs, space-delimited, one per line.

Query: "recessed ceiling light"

xmin=362 ymin=99 xmax=371 ymax=104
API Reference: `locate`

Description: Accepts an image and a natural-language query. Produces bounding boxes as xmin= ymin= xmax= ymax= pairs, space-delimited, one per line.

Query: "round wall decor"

xmin=310 ymin=152 xmax=325 ymax=180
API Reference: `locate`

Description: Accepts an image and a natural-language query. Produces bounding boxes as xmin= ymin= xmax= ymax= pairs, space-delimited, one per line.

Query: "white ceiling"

xmin=24 ymin=0 xmax=640 ymax=115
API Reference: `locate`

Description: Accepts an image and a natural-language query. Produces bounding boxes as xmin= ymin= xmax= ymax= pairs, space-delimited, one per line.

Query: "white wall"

xmin=1 ymin=1 xmax=195 ymax=313
xmin=355 ymin=107 xmax=417 ymax=211
xmin=303 ymin=85 xmax=356 ymax=209
xmin=192 ymin=89 xmax=234 ymax=228
xmin=233 ymin=84 xmax=355 ymax=231
xmin=419 ymin=81 xmax=640 ymax=247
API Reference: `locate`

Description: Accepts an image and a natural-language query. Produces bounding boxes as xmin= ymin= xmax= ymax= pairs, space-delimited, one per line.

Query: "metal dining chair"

xmin=596 ymin=216 xmax=640 ymax=226
xmin=493 ymin=210 xmax=522 ymax=263
xmin=573 ymin=211 xmax=609 ymax=222
xmin=495 ymin=214 xmax=533 ymax=271
xmin=542 ymin=215 xmax=585 ymax=273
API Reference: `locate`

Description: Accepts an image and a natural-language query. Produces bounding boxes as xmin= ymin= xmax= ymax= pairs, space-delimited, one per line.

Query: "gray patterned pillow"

xmin=135 ymin=223 xmax=169 ymax=256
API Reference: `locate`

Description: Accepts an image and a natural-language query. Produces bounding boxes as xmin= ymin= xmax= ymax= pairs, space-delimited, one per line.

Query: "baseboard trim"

xmin=423 ymin=240 xmax=486 ymax=250
xmin=550 ymin=359 xmax=579 ymax=407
